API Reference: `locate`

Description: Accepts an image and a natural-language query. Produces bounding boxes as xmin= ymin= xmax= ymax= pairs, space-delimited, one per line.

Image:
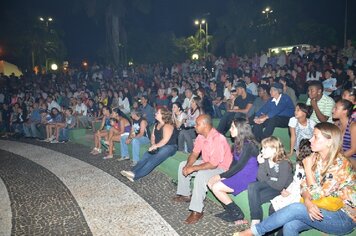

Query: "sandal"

xmin=103 ymin=155 xmax=113 ymax=159
xmin=90 ymin=148 xmax=97 ymax=154
xmin=235 ymin=219 xmax=249 ymax=226
xmin=92 ymin=149 xmax=102 ymax=155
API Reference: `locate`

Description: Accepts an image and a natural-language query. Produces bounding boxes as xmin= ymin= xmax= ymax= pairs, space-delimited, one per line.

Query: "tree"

xmin=81 ymin=0 xmax=151 ymax=66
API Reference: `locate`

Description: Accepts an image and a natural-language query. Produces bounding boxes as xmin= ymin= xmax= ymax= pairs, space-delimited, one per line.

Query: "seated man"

xmin=306 ymin=80 xmax=335 ymax=123
xmin=217 ymin=82 xmax=254 ymax=135
xmin=252 ymin=82 xmax=294 ymax=142
xmin=172 ymin=114 xmax=233 ymax=224
xmin=247 ymin=84 xmax=270 ymax=123
xmin=209 ymin=80 xmax=224 ymax=118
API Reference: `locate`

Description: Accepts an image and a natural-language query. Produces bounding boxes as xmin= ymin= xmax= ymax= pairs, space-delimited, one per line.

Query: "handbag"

xmin=300 ymin=196 xmax=344 ymax=211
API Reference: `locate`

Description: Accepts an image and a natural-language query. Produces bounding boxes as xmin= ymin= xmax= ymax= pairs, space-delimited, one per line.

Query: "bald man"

xmin=172 ymin=114 xmax=233 ymax=224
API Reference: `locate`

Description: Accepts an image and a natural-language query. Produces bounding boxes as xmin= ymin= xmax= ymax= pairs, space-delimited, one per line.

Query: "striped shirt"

xmin=342 ymin=118 xmax=356 ymax=159
xmin=306 ymin=94 xmax=335 ymax=123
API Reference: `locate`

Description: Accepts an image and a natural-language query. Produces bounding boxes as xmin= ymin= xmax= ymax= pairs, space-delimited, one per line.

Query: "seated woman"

xmin=172 ymin=102 xmax=187 ymax=130
xmin=208 ymin=118 xmax=259 ymax=222
xmin=120 ymin=107 xmax=178 ymax=182
xmin=103 ymin=108 xmax=131 ymax=159
xmin=91 ymin=106 xmax=111 ymax=155
xmin=178 ymin=97 xmax=202 ymax=153
xmin=342 ymin=88 xmax=356 ymax=119
xmin=120 ymin=110 xmax=151 ymax=165
xmin=45 ymin=107 xmax=63 ymax=142
xmin=236 ymin=122 xmax=355 ymax=236
xmin=288 ymin=103 xmax=315 ymax=157
xmin=91 ymin=102 xmax=104 ymax=132
xmin=236 ymin=136 xmax=293 ymax=227
xmin=197 ymin=87 xmax=214 ymax=117
xmin=332 ymin=99 xmax=356 ymax=169
xmin=118 ymin=90 xmax=131 ymax=114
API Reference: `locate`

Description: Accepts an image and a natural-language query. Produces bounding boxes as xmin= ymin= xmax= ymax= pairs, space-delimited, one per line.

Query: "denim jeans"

xmin=252 ymin=203 xmax=356 ymax=236
xmin=248 ymin=181 xmax=281 ymax=220
xmin=120 ymin=134 xmax=150 ymax=162
xmin=178 ymin=129 xmax=196 ymax=153
xmin=131 ymin=144 xmax=177 ymax=180
xmin=59 ymin=128 xmax=71 ymax=142
xmin=23 ymin=123 xmax=40 ymax=138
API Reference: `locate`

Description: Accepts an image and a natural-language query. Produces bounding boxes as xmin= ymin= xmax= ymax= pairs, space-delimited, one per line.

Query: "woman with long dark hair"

xmin=197 ymin=87 xmax=214 ymax=117
xmin=332 ymin=99 xmax=356 ymax=169
xmin=208 ymin=118 xmax=259 ymax=222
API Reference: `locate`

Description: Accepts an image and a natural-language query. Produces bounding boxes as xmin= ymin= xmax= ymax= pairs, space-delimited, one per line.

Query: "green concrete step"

xmin=272 ymin=127 xmax=291 ymax=152
xmin=68 ymin=126 xmax=353 ymax=236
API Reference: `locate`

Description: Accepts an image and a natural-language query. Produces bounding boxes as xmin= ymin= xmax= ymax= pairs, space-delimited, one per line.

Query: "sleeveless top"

xmin=132 ymin=117 xmax=150 ymax=138
xmin=104 ymin=117 xmax=111 ymax=130
xmin=154 ymin=123 xmax=178 ymax=146
xmin=342 ymin=118 xmax=356 ymax=158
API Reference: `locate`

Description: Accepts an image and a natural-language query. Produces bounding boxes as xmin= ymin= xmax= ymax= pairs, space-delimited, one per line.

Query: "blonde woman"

xmin=236 ymin=123 xmax=355 ymax=236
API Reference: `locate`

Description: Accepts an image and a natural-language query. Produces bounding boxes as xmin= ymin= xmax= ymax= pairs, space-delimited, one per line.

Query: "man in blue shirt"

xmin=252 ymin=83 xmax=295 ymax=141
xmin=140 ymin=95 xmax=155 ymax=126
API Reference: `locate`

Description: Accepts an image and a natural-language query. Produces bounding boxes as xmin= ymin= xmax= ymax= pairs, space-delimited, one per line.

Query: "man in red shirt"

xmin=172 ymin=114 xmax=233 ymax=224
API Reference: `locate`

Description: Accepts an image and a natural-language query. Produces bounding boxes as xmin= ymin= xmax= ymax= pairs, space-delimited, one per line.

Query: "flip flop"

xmin=235 ymin=219 xmax=249 ymax=226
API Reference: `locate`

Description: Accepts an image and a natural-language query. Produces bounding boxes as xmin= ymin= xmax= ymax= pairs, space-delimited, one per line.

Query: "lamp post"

xmin=39 ymin=16 xmax=53 ymax=29
xmin=39 ymin=16 xmax=54 ymax=72
xmin=262 ymin=7 xmax=273 ymax=18
xmin=194 ymin=19 xmax=208 ymax=58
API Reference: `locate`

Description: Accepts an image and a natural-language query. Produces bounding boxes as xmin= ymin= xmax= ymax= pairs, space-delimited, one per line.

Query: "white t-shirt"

xmin=48 ymin=100 xmax=61 ymax=112
xmin=223 ymin=88 xmax=232 ymax=100
xmin=119 ymin=97 xmax=130 ymax=114
xmin=270 ymin=164 xmax=305 ymax=211
xmin=306 ymin=71 xmax=322 ymax=81
xmin=75 ymin=103 xmax=87 ymax=116
xmin=247 ymin=83 xmax=258 ymax=96
xmin=288 ymin=117 xmax=316 ymax=150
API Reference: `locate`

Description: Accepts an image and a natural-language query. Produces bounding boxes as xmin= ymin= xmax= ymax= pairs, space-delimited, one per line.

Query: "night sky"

xmin=0 ymin=0 xmax=355 ymax=62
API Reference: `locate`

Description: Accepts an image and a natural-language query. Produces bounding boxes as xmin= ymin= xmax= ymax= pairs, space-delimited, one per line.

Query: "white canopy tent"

xmin=0 ymin=60 xmax=23 ymax=76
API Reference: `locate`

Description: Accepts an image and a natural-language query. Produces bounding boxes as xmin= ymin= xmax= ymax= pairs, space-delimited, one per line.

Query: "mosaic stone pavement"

xmin=0 ymin=138 xmax=247 ymax=236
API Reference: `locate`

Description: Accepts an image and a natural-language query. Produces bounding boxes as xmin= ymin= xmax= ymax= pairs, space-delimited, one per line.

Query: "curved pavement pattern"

xmin=0 ymin=150 xmax=90 ymax=235
xmin=0 ymin=140 xmax=178 ymax=236
xmin=0 ymin=177 xmax=11 ymax=236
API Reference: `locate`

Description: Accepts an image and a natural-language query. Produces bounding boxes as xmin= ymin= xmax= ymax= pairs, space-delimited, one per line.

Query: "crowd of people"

xmin=0 ymin=41 xmax=355 ymax=235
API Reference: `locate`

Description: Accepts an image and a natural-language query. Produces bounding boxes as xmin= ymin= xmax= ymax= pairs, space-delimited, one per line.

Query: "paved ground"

xmin=0 ymin=138 xmax=247 ymax=236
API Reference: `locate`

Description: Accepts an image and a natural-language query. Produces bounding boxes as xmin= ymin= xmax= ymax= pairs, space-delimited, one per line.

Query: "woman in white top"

xmin=118 ymin=90 xmax=131 ymax=114
xmin=306 ymin=65 xmax=322 ymax=82
xmin=177 ymin=97 xmax=202 ymax=153
xmin=288 ymin=103 xmax=316 ymax=156
xmin=172 ymin=102 xmax=187 ymax=130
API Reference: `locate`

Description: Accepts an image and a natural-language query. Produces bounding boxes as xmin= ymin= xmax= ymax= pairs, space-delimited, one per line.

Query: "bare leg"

xmin=211 ymin=181 xmax=234 ymax=205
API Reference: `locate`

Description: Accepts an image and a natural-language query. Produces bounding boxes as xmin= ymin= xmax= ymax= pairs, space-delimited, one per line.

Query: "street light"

xmin=39 ymin=17 xmax=54 ymax=72
xmin=262 ymin=7 xmax=273 ymax=18
xmin=194 ymin=19 xmax=209 ymax=57
xmin=50 ymin=63 xmax=58 ymax=71
xmin=39 ymin=16 xmax=54 ymax=27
